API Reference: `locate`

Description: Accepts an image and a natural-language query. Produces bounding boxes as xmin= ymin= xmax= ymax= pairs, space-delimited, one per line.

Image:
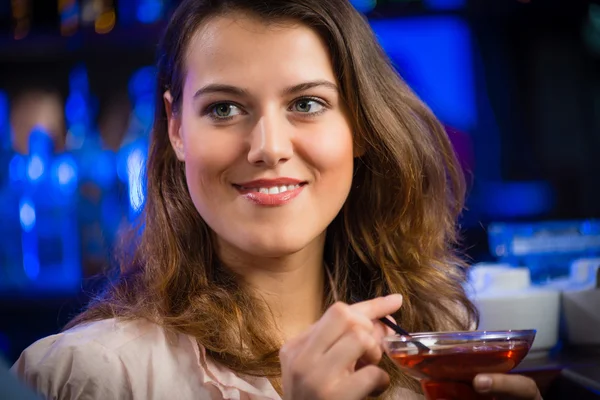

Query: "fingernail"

xmin=474 ymin=375 xmax=492 ymax=392
xmin=385 ymin=294 xmax=403 ymax=303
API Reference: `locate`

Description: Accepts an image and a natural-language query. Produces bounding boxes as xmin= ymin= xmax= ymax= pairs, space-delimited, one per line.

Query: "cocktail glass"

xmin=383 ymin=329 xmax=536 ymax=400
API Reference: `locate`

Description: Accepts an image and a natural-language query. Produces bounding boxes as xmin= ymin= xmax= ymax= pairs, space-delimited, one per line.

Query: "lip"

xmin=234 ymin=178 xmax=304 ymax=188
xmin=232 ymin=178 xmax=307 ymax=207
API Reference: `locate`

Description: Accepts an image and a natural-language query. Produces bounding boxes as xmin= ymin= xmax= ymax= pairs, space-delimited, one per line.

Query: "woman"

xmin=13 ymin=0 xmax=543 ymax=399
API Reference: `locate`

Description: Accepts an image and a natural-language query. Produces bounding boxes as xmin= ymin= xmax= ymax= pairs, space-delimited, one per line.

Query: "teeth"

xmin=248 ymin=184 xmax=301 ymax=194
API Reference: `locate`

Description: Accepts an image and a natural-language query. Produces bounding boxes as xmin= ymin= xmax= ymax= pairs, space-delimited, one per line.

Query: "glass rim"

xmin=383 ymin=329 xmax=537 ymax=343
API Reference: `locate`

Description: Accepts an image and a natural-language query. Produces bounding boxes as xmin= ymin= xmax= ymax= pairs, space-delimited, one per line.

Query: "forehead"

xmin=183 ymin=13 xmax=337 ymax=88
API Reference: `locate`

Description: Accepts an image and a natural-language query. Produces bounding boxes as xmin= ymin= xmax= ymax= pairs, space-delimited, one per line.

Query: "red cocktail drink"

xmin=383 ymin=330 xmax=536 ymax=400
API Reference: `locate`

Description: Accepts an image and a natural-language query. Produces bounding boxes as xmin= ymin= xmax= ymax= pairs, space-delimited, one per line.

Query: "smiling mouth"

xmin=232 ymin=182 xmax=308 ymax=206
xmin=232 ymin=183 xmax=306 ymax=194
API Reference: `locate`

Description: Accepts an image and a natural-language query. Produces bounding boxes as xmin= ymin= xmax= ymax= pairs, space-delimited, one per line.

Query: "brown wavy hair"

xmin=67 ymin=0 xmax=478 ymax=395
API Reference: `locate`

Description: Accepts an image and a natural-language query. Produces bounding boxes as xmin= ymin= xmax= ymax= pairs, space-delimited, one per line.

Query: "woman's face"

xmin=166 ymin=14 xmax=355 ymax=259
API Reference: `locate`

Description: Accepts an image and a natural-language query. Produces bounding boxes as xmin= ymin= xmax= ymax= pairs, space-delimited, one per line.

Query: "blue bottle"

xmin=18 ymin=127 xmax=80 ymax=293
xmin=66 ymin=65 xmax=120 ymax=276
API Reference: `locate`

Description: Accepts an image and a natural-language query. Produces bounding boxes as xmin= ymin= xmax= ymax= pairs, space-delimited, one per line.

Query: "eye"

xmin=208 ymin=103 xmax=243 ymax=119
xmin=291 ymin=98 xmax=325 ymax=114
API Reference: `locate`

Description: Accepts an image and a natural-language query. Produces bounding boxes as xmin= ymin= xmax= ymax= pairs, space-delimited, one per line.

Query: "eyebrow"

xmin=282 ymin=80 xmax=339 ymax=95
xmin=192 ymin=80 xmax=338 ymax=99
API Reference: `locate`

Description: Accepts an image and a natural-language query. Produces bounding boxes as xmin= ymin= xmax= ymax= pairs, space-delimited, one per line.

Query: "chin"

xmin=240 ymin=239 xmax=308 ymax=258
xmin=231 ymin=228 xmax=321 ymax=258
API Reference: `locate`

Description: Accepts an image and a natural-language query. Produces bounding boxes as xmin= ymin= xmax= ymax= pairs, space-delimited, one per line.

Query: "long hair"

xmin=67 ymin=0 xmax=478 ymax=395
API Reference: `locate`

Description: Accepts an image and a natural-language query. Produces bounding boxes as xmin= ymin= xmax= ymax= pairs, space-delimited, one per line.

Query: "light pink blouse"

xmin=12 ymin=318 xmax=424 ymax=400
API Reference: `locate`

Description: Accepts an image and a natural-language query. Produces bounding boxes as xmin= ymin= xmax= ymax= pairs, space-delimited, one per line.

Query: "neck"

xmin=218 ymin=234 xmax=326 ymax=342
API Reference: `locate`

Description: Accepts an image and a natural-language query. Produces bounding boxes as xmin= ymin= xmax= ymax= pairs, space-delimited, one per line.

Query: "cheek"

xmin=180 ymin=124 xmax=242 ymax=199
xmin=298 ymin=122 xmax=355 ymax=182
xmin=183 ymin=142 xmax=239 ymax=227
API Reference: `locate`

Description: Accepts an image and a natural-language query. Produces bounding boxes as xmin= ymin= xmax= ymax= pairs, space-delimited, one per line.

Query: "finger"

xmin=351 ymin=297 xmax=402 ymax=358
xmin=373 ymin=314 xmax=397 ymax=343
xmin=324 ymin=325 xmax=383 ymax=370
xmin=360 ymin=317 xmax=394 ymax=369
xmin=473 ymin=374 xmax=542 ymax=399
xmin=305 ymin=302 xmax=375 ymax=355
xmin=332 ymin=365 xmax=390 ymax=399
xmin=349 ymin=294 xmax=403 ymax=321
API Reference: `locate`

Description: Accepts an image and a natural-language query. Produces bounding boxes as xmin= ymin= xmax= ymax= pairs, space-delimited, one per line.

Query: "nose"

xmin=247 ymin=113 xmax=293 ymax=167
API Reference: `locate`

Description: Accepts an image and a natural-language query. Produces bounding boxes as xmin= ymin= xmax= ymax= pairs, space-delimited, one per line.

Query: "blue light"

xmin=69 ymin=65 xmax=89 ymax=95
xmin=60 ymin=2 xmax=79 ymax=22
xmin=19 ymin=199 xmax=36 ymax=231
xmin=58 ymin=162 xmax=76 ymax=185
xmin=580 ymin=220 xmax=597 ymax=235
xmin=28 ymin=127 xmax=54 ymax=157
xmin=127 ymin=148 xmax=146 ymax=212
xmin=9 ymin=154 xmax=25 ymax=183
xmin=90 ymin=151 xmax=117 ymax=188
xmin=53 ymin=156 xmax=78 ymax=194
xmin=137 ymin=0 xmax=163 ymax=24
xmin=66 ymin=92 xmax=88 ymax=124
xmin=424 ymin=0 xmax=466 ymax=11
xmin=23 ymin=252 xmax=40 ymax=280
xmin=117 ymin=148 xmax=129 ymax=182
xmin=66 ymin=123 xmax=86 ymax=149
xmin=134 ymin=95 xmax=155 ymax=126
xmin=350 ymin=0 xmax=377 ymax=13
xmin=27 ymin=155 xmax=44 ymax=181
xmin=128 ymin=66 xmax=156 ymax=100
xmin=481 ymin=181 xmax=554 ymax=218
xmin=370 ymin=17 xmax=476 ymax=131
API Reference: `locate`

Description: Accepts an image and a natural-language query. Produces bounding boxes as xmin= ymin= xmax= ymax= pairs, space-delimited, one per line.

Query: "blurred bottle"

xmin=66 ymin=64 xmax=119 ymax=277
xmin=10 ymin=127 xmax=80 ymax=293
xmin=1 ymin=88 xmax=72 ymax=294
xmin=97 ymin=93 xmax=131 ymax=256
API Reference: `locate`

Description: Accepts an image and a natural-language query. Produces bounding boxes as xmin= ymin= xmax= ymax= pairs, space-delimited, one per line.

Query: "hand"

xmin=473 ymin=373 xmax=543 ymax=399
xmin=280 ymin=294 xmax=403 ymax=400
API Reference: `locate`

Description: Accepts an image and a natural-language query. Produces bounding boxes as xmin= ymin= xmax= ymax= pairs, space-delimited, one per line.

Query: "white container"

xmin=467 ymin=264 xmax=561 ymax=353
xmin=561 ymin=258 xmax=600 ymax=345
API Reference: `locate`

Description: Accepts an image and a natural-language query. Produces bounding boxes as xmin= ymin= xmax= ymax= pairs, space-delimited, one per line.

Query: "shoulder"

xmin=12 ymin=318 xmax=214 ymax=400
xmin=13 ymin=317 xmax=178 ymax=367
xmin=12 ymin=318 xmax=135 ymax=399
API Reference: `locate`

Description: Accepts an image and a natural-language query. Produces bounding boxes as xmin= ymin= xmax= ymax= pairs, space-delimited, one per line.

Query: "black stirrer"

xmin=350 ymin=295 xmax=431 ymax=352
